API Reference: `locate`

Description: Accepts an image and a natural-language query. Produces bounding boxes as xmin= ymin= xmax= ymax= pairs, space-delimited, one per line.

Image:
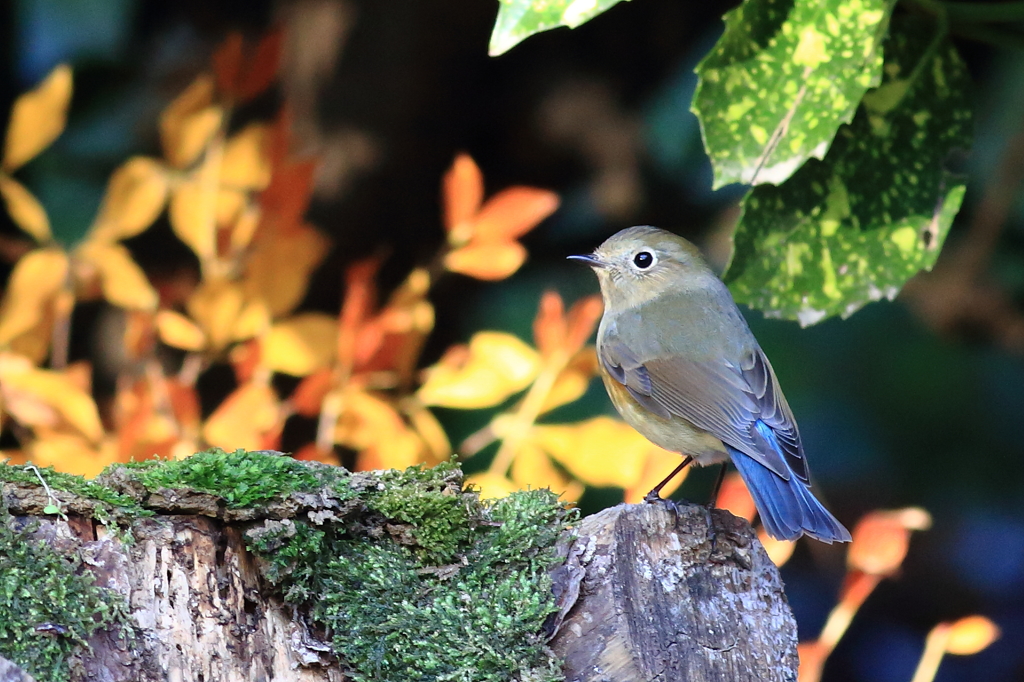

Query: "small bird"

xmin=570 ymin=226 xmax=850 ymax=543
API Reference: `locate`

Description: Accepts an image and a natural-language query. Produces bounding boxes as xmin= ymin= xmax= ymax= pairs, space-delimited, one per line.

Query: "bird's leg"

xmin=643 ymin=456 xmax=694 ymax=503
xmin=706 ymin=464 xmax=727 ymax=509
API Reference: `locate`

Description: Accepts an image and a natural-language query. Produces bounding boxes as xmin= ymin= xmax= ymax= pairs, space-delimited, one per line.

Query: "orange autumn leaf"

xmin=443 ymin=153 xmax=484 ymax=241
xmin=203 ymin=382 xmax=280 ymax=451
xmin=213 ymin=31 xmax=283 ymax=103
xmin=444 ymin=241 xmax=527 ymax=280
xmin=472 ymin=186 xmax=559 ymax=242
xmin=533 ymin=291 xmax=602 ymax=358
xmin=3 ymin=64 xmax=73 ymax=172
xmin=159 ymin=75 xmax=222 ymax=168
xmin=156 ymin=310 xmax=207 ymax=351
xmin=75 ymin=241 xmax=158 ymax=311
xmin=716 ymin=471 xmax=756 ymax=522
xmin=0 ymin=248 xmax=68 ymax=346
xmin=944 ymin=616 xmax=1000 ymax=655
xmin=262 ymin=313 xmax=338 ymax=376
xmin=90 ymin=157 xmax=169 ymax=242
xmin=0 ymin=176 xmax=50 ymax=242
xmin=759 ymin=531 xmax=796 ymax=567
xmin=540 ymin=348 xmax=599 ymax=414
xmin=291 ymin=368 xmax=334 ymax=417
xmin=0 ymin=353 xmax=103 ymax=443
xmin=418 ymin=332 xmax=541 ymax=408
xmin=334 ymin=389 xmax=430 ymax=471
xmin=848 ymin=507 xmax=932 ymax=577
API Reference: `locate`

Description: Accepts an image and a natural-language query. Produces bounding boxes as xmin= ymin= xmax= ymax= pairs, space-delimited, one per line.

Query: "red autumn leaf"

xmin=238 ymin=29 xmax=283 ymax=102
xmin=212 ymin=33 xmax=244 ymax=98
xmin=533 ymin=291 xmax=567 ymax=358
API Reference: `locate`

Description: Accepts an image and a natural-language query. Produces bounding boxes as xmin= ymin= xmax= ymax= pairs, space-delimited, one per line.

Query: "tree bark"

xmin=549 ymin=502 xmax=799 ymax=682
xmin=2 ymin=478 xmax=798 ymax=681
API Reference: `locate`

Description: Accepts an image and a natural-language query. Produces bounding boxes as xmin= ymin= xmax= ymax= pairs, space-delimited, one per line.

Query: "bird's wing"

xmin=599 ymin=336 xmax=807 ymax=482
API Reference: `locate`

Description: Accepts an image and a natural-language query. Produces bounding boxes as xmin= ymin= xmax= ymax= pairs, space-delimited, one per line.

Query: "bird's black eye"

xmin=633 ymin=251 xmax=654 ymax=269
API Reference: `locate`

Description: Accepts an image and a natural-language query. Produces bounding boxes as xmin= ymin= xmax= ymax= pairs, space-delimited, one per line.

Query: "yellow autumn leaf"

xmin=187 ymin=279 xmax=246 ymax=350
xmin=334 ymin=389 xmax=405 ymax=451
xmin=418 ymin=332 xmax=541 ymax=409
xmin=3 ymin=64 xmax=73 ymax=172
xmin=232 ymin=299 xmax=271 ymax=341
xmin=262 ymin=313 xmax=338 ymax=376
xmin=540 ymin=348 xmax=598 ymax=414
xmin=89 ymin=157 xmax=169 ymax=242
xmin=0 ymin=355 xmax=103 ymax=442
xmin=0 ymin=176 xmax=50 ymax=242
xmin=945 ymin=616 xmax=1000 ymax=655
xmin=203 ymin=382 xmax=280 ymax=451
xmin=169 ymin=181 xmax=217 ymax=261
xmin=444 ymin=241 xmax=527 ymax=281
xmin=230 ymin=206 xmax=260 ymax=252
xmin=531 ymin=416 xmax=667 ymax=489
xmin=243 ymin=224 xmax=330 ymax=317
xmin=0 ymin=248 xmax=68 ymax=346
xmin=466 ymin=471 xmax=518 ymax=500
xmin=159 ymin=75 xmax=222 ymax=168
xmin=408 ymin=405 xmax=451 ymax=464
xmin=156 ymin=310 xmax=207 ymax=351
xmin=76 ymin=242 xmax=158 ymax=311
xmin=510 ymin=442 xmax=584 ymax=502
xmin=25 ymin=433 xmax=120 ymax=478
xmin=221 ymin=124 xmax=271 ymax=189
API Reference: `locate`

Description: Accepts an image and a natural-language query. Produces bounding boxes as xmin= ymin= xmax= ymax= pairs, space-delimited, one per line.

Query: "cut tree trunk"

xmin=1 ymin=475 xmax=798 ymax=681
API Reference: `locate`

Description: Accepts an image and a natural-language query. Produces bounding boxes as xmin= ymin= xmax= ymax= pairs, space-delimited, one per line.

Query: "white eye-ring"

xmin=632 ymin=250 xmax=656 ymax=270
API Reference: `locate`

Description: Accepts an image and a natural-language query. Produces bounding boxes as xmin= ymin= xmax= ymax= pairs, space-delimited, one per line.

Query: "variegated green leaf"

xmin=489 ymin=0 xmax=629 ymax=56
xmin=724 ymin=20 xmax=972 ymax=325
xmin=693 ymin=0 xmax=893 ymax=188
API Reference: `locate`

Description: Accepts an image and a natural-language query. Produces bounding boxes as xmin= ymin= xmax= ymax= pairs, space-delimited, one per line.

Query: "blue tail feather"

xmin=727 ymin=422 xmax=850 ymax=543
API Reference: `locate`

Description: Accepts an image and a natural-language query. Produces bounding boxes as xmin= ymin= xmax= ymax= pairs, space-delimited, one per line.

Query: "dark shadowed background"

xmin=1 ymin=0 xmax=1023 ymax=679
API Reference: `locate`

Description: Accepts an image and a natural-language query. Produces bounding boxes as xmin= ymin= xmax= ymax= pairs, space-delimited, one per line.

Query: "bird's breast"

xmin=600 ymin=370 xmax=729 ymax=466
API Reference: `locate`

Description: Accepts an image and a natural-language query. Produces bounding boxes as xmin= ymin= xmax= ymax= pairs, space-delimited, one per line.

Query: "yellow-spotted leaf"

xmin=444 ymin=241 xmax=527 ymax=281
xmin=3 ymin=64 xmax=73 ymax=172
xmin=90 ymin=157 xmax=169 ymax=242
xmin=222 ymin=124 xmax=271 ymax=189
xmin=0 ymin=357 xmax=103 ymax=442
xmin=945 ymin=616 xmax=1000 ymax=655
xmin=159 ymin=75 xmax=222 ymax=168
xmin=262 ymin=313 xmax=338 ymax=376
xmin=418 ymin=332 xmax=540 ymax=408
xmin=169 ymin=181 xmax=217 ymax=260
xmin=0 ymin=248 xmax=68 ymax=345
xmin=156 ymin=310 xmax=207 ymax=351
xmin=0 ymin=176 xmax=50 ymax=242
xmin=77 ymin=242 xmax=158 ymax=311
xmin=202 ymin=382 xmax=280 ymax=451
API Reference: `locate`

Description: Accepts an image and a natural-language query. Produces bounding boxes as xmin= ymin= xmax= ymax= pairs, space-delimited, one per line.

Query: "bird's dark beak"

xmin=567 ymin=253 xmax=608 ymax=268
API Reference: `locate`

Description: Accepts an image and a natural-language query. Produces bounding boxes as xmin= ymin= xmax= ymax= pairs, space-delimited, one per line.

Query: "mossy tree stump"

xmin=0 ymin=451 xmax=798 ymax=682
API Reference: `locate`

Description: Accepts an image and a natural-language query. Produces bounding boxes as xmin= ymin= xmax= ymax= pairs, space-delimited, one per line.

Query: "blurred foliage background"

xmin=0 ymin=0 xmax=1023 ymax=680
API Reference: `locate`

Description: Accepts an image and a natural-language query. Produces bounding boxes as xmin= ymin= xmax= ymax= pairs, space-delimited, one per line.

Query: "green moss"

xmin=369 ymin=462 xmax=472 ymax=564
xmin=247 ymin=464 xmax=573 ymax=682
xmin=111 ymin=448 xmax=327 ymax=508
xmin=0 ymin=507 xmax=129 ymax=682
xmin=0 ymin=462 xmax=150 ymax=522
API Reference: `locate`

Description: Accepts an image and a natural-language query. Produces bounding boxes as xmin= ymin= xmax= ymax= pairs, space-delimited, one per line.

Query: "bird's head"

xmin=569 ymin=226 xmax=714 ymax=309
